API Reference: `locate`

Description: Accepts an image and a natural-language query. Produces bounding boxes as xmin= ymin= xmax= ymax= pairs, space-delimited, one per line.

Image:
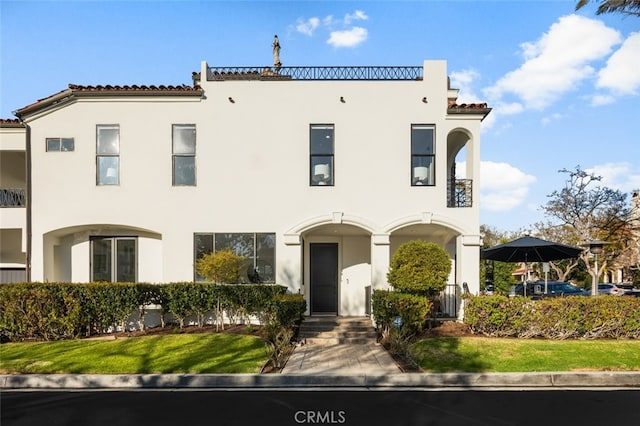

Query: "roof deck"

xmin=206 ymin=66 xmax=423 ymax=81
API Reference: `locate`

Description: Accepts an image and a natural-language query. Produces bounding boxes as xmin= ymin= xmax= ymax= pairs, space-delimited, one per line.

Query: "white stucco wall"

xmin=21 ymin=60 xmax=486 ymax=317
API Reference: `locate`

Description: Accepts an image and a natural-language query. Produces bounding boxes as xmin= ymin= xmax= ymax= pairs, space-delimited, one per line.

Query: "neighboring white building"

xmin=3 ymin=59 xmax=491 ymax=318
xmin=0 ymin=119 xmax=27 ymax=283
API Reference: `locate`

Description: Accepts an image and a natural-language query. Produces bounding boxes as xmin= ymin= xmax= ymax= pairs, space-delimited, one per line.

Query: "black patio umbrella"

xmin=481 ymin=235 xmax=584 ymax=295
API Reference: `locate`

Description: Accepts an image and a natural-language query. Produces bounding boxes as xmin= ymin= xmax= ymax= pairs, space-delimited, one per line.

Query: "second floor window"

xmin=96 ymin=125 xmax=120 ymax=185
xmin=411 ymin=125 xmax=435 ymax=186
xmin=46 ymin=137 xmax=74 ymax=152
xmin=310 ymin=124 xmax=334 ymax=186
xmin=172 ymin=124 xmax=196 ymax=186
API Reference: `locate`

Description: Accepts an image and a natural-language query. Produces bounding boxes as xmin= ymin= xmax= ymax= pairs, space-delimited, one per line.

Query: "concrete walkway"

xmin=280 ymin=341 xmax=401 ymax=375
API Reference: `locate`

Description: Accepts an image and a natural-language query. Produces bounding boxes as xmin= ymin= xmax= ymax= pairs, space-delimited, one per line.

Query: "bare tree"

xmin=541 ymin=166 xmax=633 ymax=287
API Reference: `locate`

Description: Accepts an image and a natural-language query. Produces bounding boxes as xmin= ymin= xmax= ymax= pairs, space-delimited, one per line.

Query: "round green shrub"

xmin=387 ymin=240 xmax=451 ymax=296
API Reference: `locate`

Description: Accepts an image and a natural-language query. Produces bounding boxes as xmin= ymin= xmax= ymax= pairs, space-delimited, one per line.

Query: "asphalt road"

xmin=3 ymin=389 xmax=639 ymax=426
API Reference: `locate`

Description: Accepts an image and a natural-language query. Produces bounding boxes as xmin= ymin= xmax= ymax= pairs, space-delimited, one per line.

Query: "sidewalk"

xmin=280 ymin=341 xmax=401 ymax=375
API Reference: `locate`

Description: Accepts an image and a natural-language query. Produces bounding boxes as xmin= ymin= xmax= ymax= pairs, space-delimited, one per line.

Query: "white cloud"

xmin=590 ymin=94 xmax=616 ymax=106
xmin=484 ymin=15 xmax=621 ymax=110
xmin=293 ymin=10 xmax=369 ymax=48
xmin=586 ymin=162 xmax=640 ymax=193
xmin=344 ymin=10 xmax=368 ymax=24
xmin=541 ymin=113 xmax=563 ymax=126
xmin=296 ymin=17 xmax=320 ymax=36
xmin=450 ymin=69 xmax=482 ymax=103
xmin=480 ymin=161 xmax=537 ymax=211
xmin=597 ymin=32 xmax=640 ymax=95
xmin=327 ymin=27 xmax=368 ymax=48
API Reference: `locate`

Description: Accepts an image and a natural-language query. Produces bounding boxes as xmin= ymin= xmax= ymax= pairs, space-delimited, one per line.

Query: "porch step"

xmin=297 ymin=316 xmax=378 ymax=345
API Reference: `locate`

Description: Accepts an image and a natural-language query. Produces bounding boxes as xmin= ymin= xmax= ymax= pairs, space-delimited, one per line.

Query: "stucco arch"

xmin=284 ymin=212 xmax=379 ymax=244
xmin=42 ymin=223 xmax=162 ymax=282
xmin=384 ymin=212 xmax=467 ymax=236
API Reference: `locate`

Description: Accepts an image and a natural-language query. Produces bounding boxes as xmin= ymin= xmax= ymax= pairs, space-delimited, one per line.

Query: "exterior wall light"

xmin=228 ymin=97 xmax=235 ymax=103
xmin=340 ymin=97 xmax=345 ymax=103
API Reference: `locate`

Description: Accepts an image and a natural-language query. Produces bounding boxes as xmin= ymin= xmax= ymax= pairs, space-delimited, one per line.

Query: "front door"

xmin=310 ymin=243 xmax=338 ymax=315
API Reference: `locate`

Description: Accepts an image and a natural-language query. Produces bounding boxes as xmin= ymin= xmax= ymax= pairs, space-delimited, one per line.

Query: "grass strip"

xmin=410 ymin=337 xmax=640 ymax=373
xmin=0 ymin=334 xmax=268 ymax=374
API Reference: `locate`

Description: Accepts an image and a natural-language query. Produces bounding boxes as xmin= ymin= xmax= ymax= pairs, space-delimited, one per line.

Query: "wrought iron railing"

xmin=207 ymin=66 xmax=423 ymax=81
xmin=431 ymin=284 xmax=460 ymax=319
xmin=447 ymin=179 xmax=473 ymax=208
xmin=0 ymin=188 xmax=26 ymax=207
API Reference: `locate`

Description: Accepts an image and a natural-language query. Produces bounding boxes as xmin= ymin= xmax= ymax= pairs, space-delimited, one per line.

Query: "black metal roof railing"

xmin=207 ymin=66 xmax=423 ymax=81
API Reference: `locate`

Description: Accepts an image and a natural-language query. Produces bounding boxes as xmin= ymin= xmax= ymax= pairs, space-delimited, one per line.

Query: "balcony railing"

xmin=207 ymin=66 xmax=423 ymax=81
xmin=0 ymin=188 xmax=26 ymax=207
xmin=447 ymin=179 xmax=473 ymax=208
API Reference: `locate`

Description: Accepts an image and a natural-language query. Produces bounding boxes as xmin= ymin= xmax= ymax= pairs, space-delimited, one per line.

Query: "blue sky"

xmin=2 ymin=0 xmax=639 ymax=233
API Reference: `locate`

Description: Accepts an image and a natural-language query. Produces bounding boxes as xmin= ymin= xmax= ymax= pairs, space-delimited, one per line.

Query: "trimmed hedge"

xmin=464 ymin=295 xmax=640 ymax=339
xmin=0 ymin=282 xmax=297 ymax=341
xmin=372 ymin=289 xmax=432 ymax=338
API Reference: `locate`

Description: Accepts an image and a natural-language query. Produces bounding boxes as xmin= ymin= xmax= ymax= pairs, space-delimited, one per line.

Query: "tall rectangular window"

xmin=91 ymin=237 xmax=137 ymax=282
xmin=172 ymin=124 xmax=196 ymax=186
xmin=411 ymin=125 xmax=435 ymax=186
xmin=310 ymin=124 xmax=334 ymax=186
xmin=96 ymin=125 xmax=120 ymax=185
xmin=193 ymin=233 xmax=276 ymax=283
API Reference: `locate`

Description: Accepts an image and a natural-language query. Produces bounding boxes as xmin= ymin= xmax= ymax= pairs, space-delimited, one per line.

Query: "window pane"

xmin=215 ymin=233 xmax=254 ymax=283
xmin=97 ymin=126 xmax=119 ymax=154
xmin=46 ymin=138 xmax=60 ymax=151
xmin=97 ymin=156 xmax=119 ymax=185
xmin=92 ymin=239 xmax=112 ymax=282
xmin=116 ymin=239 xmax=136 ymax=282
xmin=61 ymin=138 xmax=75 ymax=151
xmin=215 ymin=233 xmax=254 ymax=257
xmin=173 ymin=125 xmax=196 ymax=154
xmin=311 ymin=156 xmax=333 ymax=185
xmin=173 ymin=156 xmax=196 ymax=186
xmin=194 ymin=234 xmax=214 ymax=281
xmin=254 ymin=233 xmax=276 ymax=283
xmin=411 ymin=126 xmax=434 ymax=155
xmin=310 ymin=125 xmax=334 ymax=155
xmin=412 ymin=156 xmax=434 ymax=185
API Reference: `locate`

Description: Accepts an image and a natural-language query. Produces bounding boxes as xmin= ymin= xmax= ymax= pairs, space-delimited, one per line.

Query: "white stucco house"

xmin=1 ymin=59 xmax=490 ymax=319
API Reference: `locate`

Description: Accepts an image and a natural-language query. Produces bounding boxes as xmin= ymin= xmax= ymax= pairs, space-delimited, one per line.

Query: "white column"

xmin=456 ymin=234 xmax=482 ymax=321
xmin=281 ymin=233 xmax=303 ymax=294
xmin=371 ymin=233 xmax=391 ymax=291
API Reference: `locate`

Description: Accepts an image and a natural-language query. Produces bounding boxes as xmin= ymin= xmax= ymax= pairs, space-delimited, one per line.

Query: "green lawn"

xmin=0 ymin=334 xmax=269 ymax=374
xmin=410 ymin=337 xmax=640 ymax=373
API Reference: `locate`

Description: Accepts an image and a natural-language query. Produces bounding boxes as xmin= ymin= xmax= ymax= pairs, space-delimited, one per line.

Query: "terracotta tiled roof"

xmin=448 ymin=102 xmax=489 ymax=109
xmin=447 ymin=102 xmax=492 ymax=121
xmin=67 ymin=84 xmax=202 ymax=92
xmin=15 ymin=83 xmax=204 ymax=118
xmin=0 ymin=118 xmax=23 ymax=127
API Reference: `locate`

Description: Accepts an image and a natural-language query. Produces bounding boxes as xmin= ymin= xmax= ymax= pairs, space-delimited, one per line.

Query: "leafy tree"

xmin=541 ymin=166 xmax=633 ymax=289
xmin=195 ymin=249 xmax=244 ymax=284
xmin=387 ymin=240 xmax=451 ymax=296
xmin=576 ymin=0 xmax=640 ymax=17
xmin=480 ymin=225 xmax=518 ymax=294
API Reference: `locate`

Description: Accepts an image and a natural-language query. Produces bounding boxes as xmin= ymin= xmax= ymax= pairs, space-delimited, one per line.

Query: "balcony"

xmin=207 ymin=66 xmax=423 ymax=81
xmin=0 ymin=188 xmax=25 ymax=207
xmin=447 ymin=179 xmax=473 ymax=208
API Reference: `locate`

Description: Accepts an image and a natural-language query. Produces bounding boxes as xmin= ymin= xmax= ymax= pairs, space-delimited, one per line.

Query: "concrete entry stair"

xmin=297 ymin=316 xmax=378 ymax=345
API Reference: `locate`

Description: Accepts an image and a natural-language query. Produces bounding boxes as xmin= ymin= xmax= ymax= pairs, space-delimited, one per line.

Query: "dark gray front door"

xmin=310 ymin=243 xmax=338 ymax=314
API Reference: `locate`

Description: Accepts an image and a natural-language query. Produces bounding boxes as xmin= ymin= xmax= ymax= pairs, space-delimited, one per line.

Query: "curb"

xmin=2 ymin=372 xmax=640 ymax=389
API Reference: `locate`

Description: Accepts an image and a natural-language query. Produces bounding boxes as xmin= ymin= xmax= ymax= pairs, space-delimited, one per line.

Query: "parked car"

xmin=618 ymin=284 xmax=640 ymax=297
xmin=585 ymin=283 xmax=626 ymax=296
xmin=509 ymin=281 xmax=589 ymax=299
